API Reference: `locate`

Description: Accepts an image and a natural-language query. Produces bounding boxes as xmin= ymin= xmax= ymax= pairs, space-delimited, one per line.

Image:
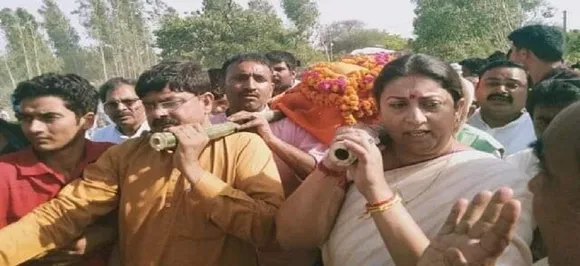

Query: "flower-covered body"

xmin=271 ymin=53 xmax=395 ymax=144
xmin=298 ymin=53 xmax=394 ymax=125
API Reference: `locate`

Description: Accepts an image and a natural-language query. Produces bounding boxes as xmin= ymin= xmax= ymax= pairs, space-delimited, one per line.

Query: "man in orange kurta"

xmin=0 ymin=62 xmax=284 ymax=266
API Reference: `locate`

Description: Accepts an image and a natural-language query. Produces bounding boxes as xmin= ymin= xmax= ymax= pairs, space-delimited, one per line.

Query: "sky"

xmin=0 ymin=0 xmax=579 ymax=45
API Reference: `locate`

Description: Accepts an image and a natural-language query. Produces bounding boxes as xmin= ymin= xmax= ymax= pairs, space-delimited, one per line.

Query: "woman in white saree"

xmin=276 ymin=54 xmax=534 ymax=266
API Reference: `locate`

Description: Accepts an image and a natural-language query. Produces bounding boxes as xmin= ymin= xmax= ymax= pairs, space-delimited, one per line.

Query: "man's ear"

xmin=80 ymin=112 xmax=96 ymax=130
xmin=200 ymin=92 xmax=215 ymax=114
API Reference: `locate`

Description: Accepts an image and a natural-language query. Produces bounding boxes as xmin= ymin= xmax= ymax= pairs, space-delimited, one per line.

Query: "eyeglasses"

xmin=104 ymin=98 xmax=141 ymax=110
xmin=143 ymin=97 xmax=197 ymax=112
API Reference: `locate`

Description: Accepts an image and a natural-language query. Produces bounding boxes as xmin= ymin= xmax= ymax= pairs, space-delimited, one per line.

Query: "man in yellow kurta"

xmin=0 ymin=61 xmax=284 ymax=266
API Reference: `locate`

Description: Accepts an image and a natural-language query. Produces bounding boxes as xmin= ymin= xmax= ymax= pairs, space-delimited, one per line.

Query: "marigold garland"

xmin=297 ymin=53 xmax=394 ymax=125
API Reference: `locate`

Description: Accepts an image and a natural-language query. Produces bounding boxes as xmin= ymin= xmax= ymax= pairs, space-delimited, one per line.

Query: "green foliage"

xmin=318 ymin=20 xmax=408 ymax=56
xmin=566 ymin=30 xmax=580 ymax=64
xmin=0 ymin=0 xmax=169 ymax=106
xmin=0 ymin=8 xmax=60 ymax=87
xmin=155 ymin=0 xmax=323 ymax=68
xmin=281 ymin=0 xmax=319 ymax=39
xmin=39 ymin=0 xmax=85 ymax=75
xmin=411 ymin=0 xmax=548 ymax=61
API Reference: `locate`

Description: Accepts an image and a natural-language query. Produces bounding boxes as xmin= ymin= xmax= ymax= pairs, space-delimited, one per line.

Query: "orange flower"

xmin=297 ymin=53 xmax=395 ymax=125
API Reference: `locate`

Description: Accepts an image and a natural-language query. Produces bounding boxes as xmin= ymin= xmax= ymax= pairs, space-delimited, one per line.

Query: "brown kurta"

xmin=0 ymin=132 xmax=284 ymax=266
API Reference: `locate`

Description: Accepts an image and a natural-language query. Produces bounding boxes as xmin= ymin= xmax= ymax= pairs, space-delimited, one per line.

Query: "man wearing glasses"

xmin=0 ymin=62 xmax=284 ymax=266
xmin=91 ymin=77 xmax=149 ymax=144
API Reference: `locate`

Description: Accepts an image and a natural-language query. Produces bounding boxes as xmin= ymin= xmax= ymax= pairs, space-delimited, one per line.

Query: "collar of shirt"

xmin=470 ymin=108 xmax=530 ymax=130
xmin=218 ymin=106 xmax=271 ymax=122
xmin=115 ymin=122 xmax=150 ymax=139
xmin=14 ymin=140 xmax=113 ymax=184
xmin=537 ymin=67 xmax=580 ymax=85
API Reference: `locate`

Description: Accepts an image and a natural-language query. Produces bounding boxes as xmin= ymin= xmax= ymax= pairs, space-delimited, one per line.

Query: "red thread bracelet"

xmin=366 ymin=193 xmax=397 ymax=208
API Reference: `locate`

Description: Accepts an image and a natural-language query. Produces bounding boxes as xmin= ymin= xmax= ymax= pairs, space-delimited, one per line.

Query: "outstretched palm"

xmin=418 ymin=187 xmax=521 ymax=266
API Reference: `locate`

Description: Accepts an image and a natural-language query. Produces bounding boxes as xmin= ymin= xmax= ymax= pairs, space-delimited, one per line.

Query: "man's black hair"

xmin=98 ymin=77 xmax=137 ymax=102
xmin=527 ymin=79 xmax=580 ymax=116
xmin=208 ymin=68 xmax=225 ymax=98
xmin=11 ymin=73 xmax=99 ymax=116
xmin=265 ymin=50 xmax=300 ymax=71
xmin=479 ymin=60 xmax=527 ymax=78
xmin=508 ymin=24 xmax=565 ymax=62
xmin=221 ymin=53 xmax=272 ymax=75
xmin=136 ymin=61 xmax=211 ymax=98
xmin=459 ymin=58 xmax=487 ymax=76
xmin=479 ymin=60 xmax=531 ymax=87
xmin=486 ymin=51 xmax=507 ymax=62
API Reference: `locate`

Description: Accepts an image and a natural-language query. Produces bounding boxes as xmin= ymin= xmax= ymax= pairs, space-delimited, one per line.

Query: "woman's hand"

xmin=324 ymin=127 xmax=393 ymax=202
xmin=417 ymin=187 xmax=521 ymax=266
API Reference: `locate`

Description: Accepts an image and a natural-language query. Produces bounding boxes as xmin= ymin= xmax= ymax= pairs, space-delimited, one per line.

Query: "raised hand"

xmin=418 ymin=187 xmax=521 ymax=266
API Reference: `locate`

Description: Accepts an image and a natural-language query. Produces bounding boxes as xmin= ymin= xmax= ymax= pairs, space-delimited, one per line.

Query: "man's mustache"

xmin=487 ymin=93 xmax=513 ymax=103
xmin=151 ymin=117 xmax=180 ymax=129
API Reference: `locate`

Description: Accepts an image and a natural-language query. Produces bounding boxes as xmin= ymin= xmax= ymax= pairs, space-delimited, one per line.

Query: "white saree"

xmin=322 ymin=150 xmax=535 ymax=266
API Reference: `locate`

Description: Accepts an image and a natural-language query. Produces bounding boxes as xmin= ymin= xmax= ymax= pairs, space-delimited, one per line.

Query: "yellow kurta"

xmin=0 ymin=132 xmax=284 ymax=266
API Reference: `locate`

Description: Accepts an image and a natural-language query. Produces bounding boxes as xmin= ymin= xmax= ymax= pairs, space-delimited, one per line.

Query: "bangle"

xmin=359 ymin=194 xmax=402 ymax=219
xmin=366 ymin=197 xmax=392 ymax=208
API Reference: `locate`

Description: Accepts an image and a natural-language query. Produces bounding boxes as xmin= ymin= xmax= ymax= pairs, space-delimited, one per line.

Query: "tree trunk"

xmin=99 ymin=43 xmax=108 ymax=80
xmin=28 ymin=27 xmax=42 ymax=75
xmin=132 ymin=40 xmax=143 ymax=77
xmin=144 ymin=43 xmax=152 ymax=67
xmin=16 ymin=23 xmax=33 ymax=79
xmin=2 ymin=57 xmax=16 ymax=88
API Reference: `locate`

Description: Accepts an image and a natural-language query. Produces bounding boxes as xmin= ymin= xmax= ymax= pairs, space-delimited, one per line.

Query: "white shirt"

xmin=90 ymin=122 xmax=150 ymax=144
xmin=505 ymin=148 xmax=541 ymax=180
xmin=533 ymin=258 xmax=549 ymax=266
xmin=468 ymin=109 xmax=536 ymax=156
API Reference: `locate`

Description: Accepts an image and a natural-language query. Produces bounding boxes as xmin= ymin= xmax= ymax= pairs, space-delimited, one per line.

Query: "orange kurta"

xmin=0 ymin=132 xmax=284 ymax=266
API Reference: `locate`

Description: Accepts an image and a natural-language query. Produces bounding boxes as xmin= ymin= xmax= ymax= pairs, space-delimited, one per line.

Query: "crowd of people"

xmin=0 ymin=24 xmax=579 ymax=266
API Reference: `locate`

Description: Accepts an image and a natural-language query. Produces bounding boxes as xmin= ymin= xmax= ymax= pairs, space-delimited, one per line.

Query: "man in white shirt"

xmin=469 ymin=60 xmax=535 ymax=155
xmin=91 ymin=77 xmax=149 ymax=144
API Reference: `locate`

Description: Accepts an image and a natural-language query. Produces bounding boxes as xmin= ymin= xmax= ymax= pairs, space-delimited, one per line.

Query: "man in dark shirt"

xmin=0 ymin=119 xmax=28 ymax=155
xmin=508 ymin=24 xmax=579 ymax=86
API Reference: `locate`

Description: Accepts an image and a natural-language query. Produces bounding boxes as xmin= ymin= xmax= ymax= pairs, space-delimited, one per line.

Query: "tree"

xmin=566 ymin=30 xmax=580 ymax=63
xmin=319 ymin=20 xmax=408 ymax=56
xmin=248 ymin=0 xmax=276 ymax=15
xmin=155 ymin=0 xmax=322 ymax=67
xmin=0 ymin=8 xmax=60 ymax=84
xmin=411 ymin=0 xmax=550 ymax=61
xmin=281 ymin=0 xmax=319 ymax=43
xmin=39 ymin=0 xmax=83 ymax=74
xmin=74 ymin=0 xmax=112 ymax=80
xmin=73 ymin=0 xmax=159 ymax=80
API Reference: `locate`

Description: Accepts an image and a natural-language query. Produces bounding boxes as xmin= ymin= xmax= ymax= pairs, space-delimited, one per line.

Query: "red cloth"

xmin=0 ymin=140 xmax=114 ymax=266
